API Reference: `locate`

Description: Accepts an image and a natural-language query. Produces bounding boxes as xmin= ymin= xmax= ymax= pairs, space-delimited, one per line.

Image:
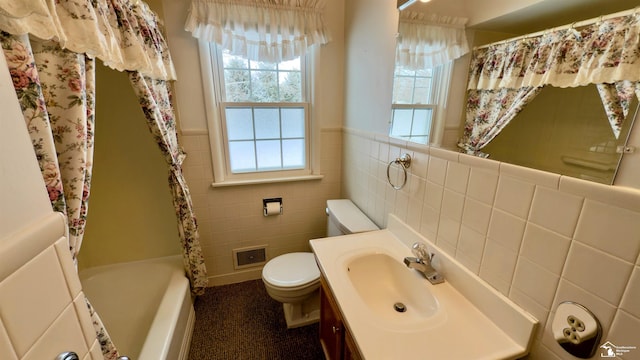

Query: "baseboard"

xmin=207 ymin=268 xmax=263 ymax=286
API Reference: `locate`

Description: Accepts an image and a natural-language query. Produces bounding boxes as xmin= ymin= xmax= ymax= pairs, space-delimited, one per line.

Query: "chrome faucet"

xmin=404 ymin=242 xmax=444 ymax=284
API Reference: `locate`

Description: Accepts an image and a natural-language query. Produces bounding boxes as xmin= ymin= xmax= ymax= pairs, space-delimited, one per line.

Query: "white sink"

xmin=310 ymin=214 xmax=538 ymax=360
xmin=346 ymin=252 xmax=439 ymax=327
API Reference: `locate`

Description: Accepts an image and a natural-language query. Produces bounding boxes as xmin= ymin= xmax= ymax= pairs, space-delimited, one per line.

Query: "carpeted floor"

xmin=188 ymin=279 xmax=325 ymax=360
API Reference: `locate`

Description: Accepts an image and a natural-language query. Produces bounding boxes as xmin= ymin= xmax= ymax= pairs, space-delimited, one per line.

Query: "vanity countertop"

xmin=310 ymin=214 xmax=538 ymax=360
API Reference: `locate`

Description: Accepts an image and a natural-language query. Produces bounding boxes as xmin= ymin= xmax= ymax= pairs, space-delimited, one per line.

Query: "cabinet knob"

xmin=332 ymin=325 xmax=340 ymax=334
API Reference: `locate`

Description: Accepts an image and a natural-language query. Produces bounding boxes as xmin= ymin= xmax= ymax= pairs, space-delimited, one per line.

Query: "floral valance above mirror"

xmin=459 ymin=10 xmax=640 ymax=156
xmin=467 ymin=15 xmax=640 ymax=90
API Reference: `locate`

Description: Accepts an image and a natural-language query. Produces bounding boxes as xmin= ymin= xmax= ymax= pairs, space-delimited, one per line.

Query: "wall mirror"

xmin=392 ymin=0 xmax=638 ymax=185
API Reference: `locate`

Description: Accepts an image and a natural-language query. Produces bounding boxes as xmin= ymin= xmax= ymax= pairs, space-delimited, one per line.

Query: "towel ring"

xmin=386 ymin=153 xmax=411 ymax=190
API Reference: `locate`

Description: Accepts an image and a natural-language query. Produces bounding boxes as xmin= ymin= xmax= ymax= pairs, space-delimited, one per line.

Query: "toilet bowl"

xmin=262 ymin=199 xmax=378 ymax=328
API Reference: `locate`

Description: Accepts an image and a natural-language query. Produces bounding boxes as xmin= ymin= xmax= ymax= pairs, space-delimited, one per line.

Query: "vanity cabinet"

xmin=320 ymin=276 xmax=363 ymax=360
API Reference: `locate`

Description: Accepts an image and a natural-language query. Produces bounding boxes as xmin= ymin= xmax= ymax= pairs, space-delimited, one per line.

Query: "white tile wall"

xmin=494 ymin=175 xmax=535 ymax=219
xmin=180 ymin=130 xmax=343 ymax=285
xmin=574 ymin=200 xmax=640 ymax=262
xmin=528 ymin=187 xmax=583 ymax=237
xmin=620 ymin=267 xmax=640 ymax=318
xmin=520 ymin=223 xmax=571 ymax=275
xmin=342 ymin=130 xmax=640 ymax=360
xmin=0 ymin=215 xmax=101 ymax=360
xmin=466 ymin=167 xmax=499 ymax=205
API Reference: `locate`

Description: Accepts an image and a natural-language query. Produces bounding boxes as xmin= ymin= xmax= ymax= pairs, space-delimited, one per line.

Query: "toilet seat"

xmin=262 ymin=252 xmax=320 ymax=288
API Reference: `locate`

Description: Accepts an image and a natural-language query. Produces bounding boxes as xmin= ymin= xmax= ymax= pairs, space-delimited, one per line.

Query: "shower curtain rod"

xmin=473 ymin=7 xmax=638 ymax=50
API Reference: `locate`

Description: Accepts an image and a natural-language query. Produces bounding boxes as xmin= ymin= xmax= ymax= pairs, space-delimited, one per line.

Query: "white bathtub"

xmin=79 ymin=255 xmax=195 ymax=360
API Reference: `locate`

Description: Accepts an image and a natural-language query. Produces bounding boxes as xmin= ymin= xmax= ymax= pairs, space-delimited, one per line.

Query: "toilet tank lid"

xmin=326 ymin=199 xmax=379 ymax=234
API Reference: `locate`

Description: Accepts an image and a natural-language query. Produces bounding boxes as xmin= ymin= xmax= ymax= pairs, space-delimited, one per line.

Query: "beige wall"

xmin=78 ymin=64 xmax=180 ymax=270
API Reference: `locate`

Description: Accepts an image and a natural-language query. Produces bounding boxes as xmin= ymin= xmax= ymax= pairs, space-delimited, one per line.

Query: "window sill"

xmin=210 ymin=174 xmax=324 ymax=188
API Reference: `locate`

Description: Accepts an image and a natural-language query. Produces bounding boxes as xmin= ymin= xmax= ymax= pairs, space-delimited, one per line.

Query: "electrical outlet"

xmin=551 ymin=301 xmax=602 ymax=358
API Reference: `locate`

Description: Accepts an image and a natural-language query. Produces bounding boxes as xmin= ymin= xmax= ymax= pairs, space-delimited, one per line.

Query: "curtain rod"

xmin=473 ymin=7 xmax=638 ymax=50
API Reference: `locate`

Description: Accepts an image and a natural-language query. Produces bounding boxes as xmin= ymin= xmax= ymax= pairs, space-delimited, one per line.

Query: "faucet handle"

xmin=411 ymin=242 xmax=430 ymax=260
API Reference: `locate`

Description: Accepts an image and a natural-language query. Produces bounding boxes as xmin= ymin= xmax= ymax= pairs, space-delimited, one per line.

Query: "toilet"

xmin=262 ymin=199 xmax=379 ymax=328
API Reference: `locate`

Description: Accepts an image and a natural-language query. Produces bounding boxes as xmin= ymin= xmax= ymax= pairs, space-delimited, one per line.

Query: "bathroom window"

xmin=199 ymin=43 xmax=315 ymax=184
xmin=390 ymin=63 xmax=452 ymax=144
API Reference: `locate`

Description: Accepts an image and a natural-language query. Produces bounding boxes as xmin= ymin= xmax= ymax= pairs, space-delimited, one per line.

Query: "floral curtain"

xmin=460 ymin=11 xmax=640 ymax=154
xmin=0 ymin=0 xmax=206 ymax=359
xmin=458 ymin=86 xmax=542 ymax=156
xmin=396 ymin=11 xmax=469 ymax=69
xmin=185 ymin=0 xmax=331 ymax=62
xmin=467 ymin=15 xmax=640 ymax=91
xmin=128 ymin=72 xmax=208 ymax=296
xmin=1 ymin=32 xmax=119 ymax=360
xmin=596 ymin=80 xmax=640 ymax=139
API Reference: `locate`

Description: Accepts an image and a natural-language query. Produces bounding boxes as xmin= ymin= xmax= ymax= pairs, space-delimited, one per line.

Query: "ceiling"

xmin=406 ymin=0 xmax=636 ymax=36
xmin=469 ymin=0 xmax=636 ymax=35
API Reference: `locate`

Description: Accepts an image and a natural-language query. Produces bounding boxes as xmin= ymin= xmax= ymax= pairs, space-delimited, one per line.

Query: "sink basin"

xmin=346 ymin=253 xmax=439 ymax=325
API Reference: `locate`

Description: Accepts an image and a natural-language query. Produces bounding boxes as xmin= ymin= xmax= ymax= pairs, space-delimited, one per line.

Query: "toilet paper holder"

xmin=263 ymin=198 xmax=283 ymax=216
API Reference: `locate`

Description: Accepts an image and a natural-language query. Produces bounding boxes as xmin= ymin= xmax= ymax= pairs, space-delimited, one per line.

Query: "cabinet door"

xmin=320 ymin=277 xmax=343 ymax=360
xmin=344 ymin=328 xmax=363 ymax=360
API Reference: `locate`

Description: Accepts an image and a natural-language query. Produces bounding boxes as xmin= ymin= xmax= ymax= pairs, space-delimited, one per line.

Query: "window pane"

xmin=229 ymin=141 xmax=256 ymax=172
xmin=222 ymin=53 xmax=248 ymax=69
xmin=411 ymin=109 xmax=432 ymax=136
xmin=413 ymin=77 xmax=431 ymax=104
xmin=256 ymin=140 xmax=281 ymax=170
xmin=395 ymin=67 xmax=415 ymax=76
xmin=390 ymin=109 xmax=413 ymax=137
xmin=409 ymin=136 xmax=429 ymax=143
xmin=279 ymin=58 xmax=301 ymax=71
xmin=251 ymin=70 xmax=278 ymax=102
xmin=282 ymin=139 xmax=305 ymax=168
xmin=280 ymin=72 xmax=302 ymax=102
xmin=226 ymin=108 xmax=254 ymax=140
xmin=416 ymin=68 xmax=432 ymax=77
xmin=250 ymin=60 xmax=276 ymax=70
xmin=281 ymin=108 xmax=305 ymax=138
xmin=254 ymin=108 xmax=280 ymax=139
xmin=393 ymin=77 xmax=415 ymax=104
xmin=224 ymin=69 xmax=250 ymax=101
xmin=215 ymin=47 xmax=308 ymax=175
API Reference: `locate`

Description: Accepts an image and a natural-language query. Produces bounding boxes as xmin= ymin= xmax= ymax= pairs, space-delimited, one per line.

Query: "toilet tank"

xmin=326 ymin=199 xmax=379 ymax=237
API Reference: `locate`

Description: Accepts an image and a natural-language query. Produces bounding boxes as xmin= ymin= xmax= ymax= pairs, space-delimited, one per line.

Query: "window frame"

xmin=198 ymin=41 xmax=321 ymax=186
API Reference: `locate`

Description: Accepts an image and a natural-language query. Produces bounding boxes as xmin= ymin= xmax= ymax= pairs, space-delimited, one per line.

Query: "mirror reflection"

xmin=482 ymin=85 xmax=638 ymax=185
xmin=391 ymin=2 xmax=639 ymax=185
xmin=390 ymin=66 xmax=435 ymax=144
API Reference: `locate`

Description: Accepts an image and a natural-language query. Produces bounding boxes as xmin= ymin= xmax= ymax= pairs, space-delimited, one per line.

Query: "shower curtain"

xmin=0 ymin=31 xmax=119 ymax=359
xmin=128 ymin=72 xmax=208 ymax=294
xmin=0 ymin=0 xmax=208 ymax=358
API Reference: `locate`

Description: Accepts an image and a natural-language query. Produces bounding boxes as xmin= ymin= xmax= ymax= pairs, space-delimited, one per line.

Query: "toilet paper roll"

xmin=265 ymin=202 xmax=281 ymax=216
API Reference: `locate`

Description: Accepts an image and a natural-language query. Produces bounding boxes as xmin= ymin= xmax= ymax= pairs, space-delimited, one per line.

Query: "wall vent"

xmin=233 ymin=245 xmax=267 ymax=269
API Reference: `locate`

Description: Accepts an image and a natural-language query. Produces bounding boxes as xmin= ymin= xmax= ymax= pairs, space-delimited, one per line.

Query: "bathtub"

xmin=79 ymin=255 xmax=195 ymax=360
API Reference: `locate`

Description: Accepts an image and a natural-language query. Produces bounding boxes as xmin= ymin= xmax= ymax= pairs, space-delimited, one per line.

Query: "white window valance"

xmin=396 ymin=11 xmax=469 ymax=70
xmin=0 ymin=0 xmax=176 ymax=80
xmin=185 ymin=0 xmax=331 ymax=63
xmin=467 ymin=13 xmax=640 ymax=91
